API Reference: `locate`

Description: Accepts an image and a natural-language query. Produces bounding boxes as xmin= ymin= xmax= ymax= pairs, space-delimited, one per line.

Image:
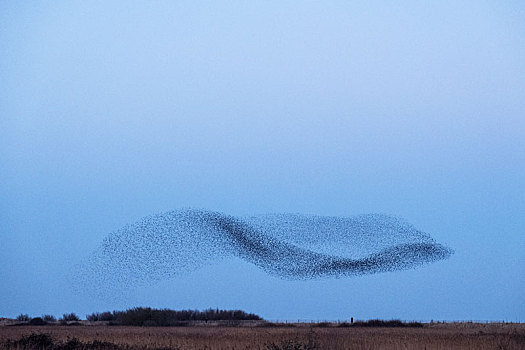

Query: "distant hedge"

xmin=339 ymin=319 xmax=423 ymax=328
xmin=87 ymin=307 xmax=262 ymax=326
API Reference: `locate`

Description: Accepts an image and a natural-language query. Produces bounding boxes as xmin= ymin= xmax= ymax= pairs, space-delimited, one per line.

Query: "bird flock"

xmin=75 ymin=209 xmax=453 ymax=292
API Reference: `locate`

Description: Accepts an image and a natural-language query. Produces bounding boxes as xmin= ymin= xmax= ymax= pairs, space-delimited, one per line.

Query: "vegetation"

xmin=265 ymin=333 xmax=319 ymax=350
xmin=60 ymin=313 xmax=80 ymax=322
xmin=42 ymin=315 xmax=57 ymax=322
xmin=15 ymin=314 xmax=30 ymax=322
xmin=28 ymin=317 xmax=47 ymax=326
xmin=86 ymin=307 xmax=262 ymax=326
xmin=338 ymin=319 xmax=423 ymax=327
xmin=1 ymin=333 xmax=123 ymax=350
xmin=0 ymin=324 xmax=523 ymax=350
xmin=86 ymin=311 xmax=114 ymax=322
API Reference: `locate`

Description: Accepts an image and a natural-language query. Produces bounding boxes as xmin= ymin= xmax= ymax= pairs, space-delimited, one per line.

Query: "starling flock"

xmin=75 ymin=208 xmax=453 ymax=293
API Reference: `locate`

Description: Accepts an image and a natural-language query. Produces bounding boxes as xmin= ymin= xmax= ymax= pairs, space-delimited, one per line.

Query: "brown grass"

xmin=0 ymin=323 xmax=523 ymax=350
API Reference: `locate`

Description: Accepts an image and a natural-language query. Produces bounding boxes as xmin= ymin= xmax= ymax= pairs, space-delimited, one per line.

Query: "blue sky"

xmin=1 ymin=1 xmax=524 ymax=321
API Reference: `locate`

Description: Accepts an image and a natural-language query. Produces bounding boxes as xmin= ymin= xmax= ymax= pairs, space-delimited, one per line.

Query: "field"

xmin=0 ymin=323 xmax=524 ymax=350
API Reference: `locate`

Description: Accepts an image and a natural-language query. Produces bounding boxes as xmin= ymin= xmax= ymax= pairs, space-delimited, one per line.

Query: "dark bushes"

xmin=258 ymin=322 xmax=296 ymax=328
xmin=358 ymin=319 xmax=405 ymax=327
xmin=2 ymin=333 xmax=126 ymax=350
xmin=28 ymin=317 xmax=47 ymax=325
xmin=4 ymin=333 xmax=54 ymax=349
xmin=339 ymin=319 xmax=424 ymax=328
xmin=16 ymin=314 xmax=30 ymax=322
xmin=42 ymin=315 xmax=57 ymax=322
xmin=87 ymin=311 xmax=114 ymax=322
xmin=313 ymin=322 xmax=331 ymax=328
xmin=60 ymin=313 xmax=80 ymax=322
xmin=86 ymin=307 xmax=262 ymax=326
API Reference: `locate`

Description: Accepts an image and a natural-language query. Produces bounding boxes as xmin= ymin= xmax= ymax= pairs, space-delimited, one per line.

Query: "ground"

xmin=0 ymin=322 xmax=523 ymax=350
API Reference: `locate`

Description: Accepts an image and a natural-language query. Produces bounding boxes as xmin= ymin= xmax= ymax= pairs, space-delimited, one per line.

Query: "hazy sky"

xmin=1 ymin=1 xmax=524 ymax=321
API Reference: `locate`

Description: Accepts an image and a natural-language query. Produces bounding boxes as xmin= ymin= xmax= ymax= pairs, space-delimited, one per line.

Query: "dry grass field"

xmin=0 ymin=323 xmax=524 ymax=350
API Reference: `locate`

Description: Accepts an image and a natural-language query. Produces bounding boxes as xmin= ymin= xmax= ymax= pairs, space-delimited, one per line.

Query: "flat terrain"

xmin=0 ymin=323 xmax=523 ymax=350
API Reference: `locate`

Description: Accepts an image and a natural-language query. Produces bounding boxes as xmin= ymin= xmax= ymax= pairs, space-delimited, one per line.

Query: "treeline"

xmin=86 ymin=307 xmax=262 ymax=326
xmin=15 ymin=313 xmax=80 ymax=325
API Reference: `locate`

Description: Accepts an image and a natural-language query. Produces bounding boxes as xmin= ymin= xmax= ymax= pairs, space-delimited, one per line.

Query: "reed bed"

xmin=0 ymin=323 xmax=523 ymax=350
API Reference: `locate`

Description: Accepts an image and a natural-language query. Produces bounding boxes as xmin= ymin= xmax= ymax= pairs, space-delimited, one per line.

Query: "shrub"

xmin=97 ymin=311 xmax=114 ymax=321
xmin=86 ymin=312 xmax=115 ymax=322
xmin=406 ymin=321 xmax=424 ymax=328
xmin=86 ymin=307 xmax=262 ymax=326
xmin=42 ymin=315 xmax=57 ymax=322
xmin=313 ymin=322 xmax=331 ymax=328
xmin=6 ymin=333 xmax=54 ymax=349
xmin=2 ymin=333 xmax=124 ymax=350
xmin=60 ymin=313 xmax=80 ymax=322
xmin=16 ymin=314 xmax=30 ymax=322
xmin=28 ymin=317 xmax=47 ymax=325
xmin=349 ymin=319 xmax=424 ymax=328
